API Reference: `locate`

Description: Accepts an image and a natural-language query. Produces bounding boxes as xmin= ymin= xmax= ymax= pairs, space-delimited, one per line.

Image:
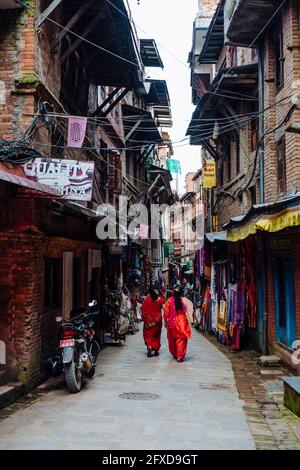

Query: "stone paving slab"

xmin=0 ymin=328 xmax=255 ymax=450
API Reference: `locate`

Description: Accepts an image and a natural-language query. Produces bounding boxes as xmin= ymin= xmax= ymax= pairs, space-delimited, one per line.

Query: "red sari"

xmin=141 ymin=296 xmax=164 ymax=351
xmin=164 ymin=297 xmax=192 ymax=360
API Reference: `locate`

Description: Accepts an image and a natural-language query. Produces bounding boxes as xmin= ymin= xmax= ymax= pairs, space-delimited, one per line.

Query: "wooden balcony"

xmin=225 ymin=0 xmax=282 ymax=46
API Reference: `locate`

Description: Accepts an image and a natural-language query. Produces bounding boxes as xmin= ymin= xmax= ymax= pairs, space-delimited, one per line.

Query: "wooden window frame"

xmin=236 ymin=134 xmax=240 ymax=175
xmin=274 ymin=16 xmax=284 ymax=91
xmin=44 ymin=258 xmax=62 ymax=309
xmin=277 ymin=137 xmax=286 ymax=195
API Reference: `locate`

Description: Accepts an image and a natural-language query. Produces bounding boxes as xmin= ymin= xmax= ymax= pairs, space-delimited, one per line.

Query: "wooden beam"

xmin=61 ymin=8 xmax=105 ymax=64
xmin=103 ymin=88 xmax=130 ymax=116
xmin=93 ymin=88 xmax=121 ymax=116
xmin=36 ymin=0 xmax=63 ymax=29
xmin=51 ymin=0 xmax=96 ymax=50
xmin=125 ymin=117 xmax=143 ymax=142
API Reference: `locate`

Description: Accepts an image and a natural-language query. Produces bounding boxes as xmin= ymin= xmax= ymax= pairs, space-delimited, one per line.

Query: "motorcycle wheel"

xmin=65 ymin=353 xmax=82 ymax=393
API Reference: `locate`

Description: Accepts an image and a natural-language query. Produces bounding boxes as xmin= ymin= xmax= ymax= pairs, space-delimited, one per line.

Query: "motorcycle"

xmin=47 ymin=300 xmax=101 ymax=393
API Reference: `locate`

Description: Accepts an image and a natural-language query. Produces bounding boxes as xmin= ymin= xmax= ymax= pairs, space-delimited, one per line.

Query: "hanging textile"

xmin=240 ymin=237 xmax=257 ymax=328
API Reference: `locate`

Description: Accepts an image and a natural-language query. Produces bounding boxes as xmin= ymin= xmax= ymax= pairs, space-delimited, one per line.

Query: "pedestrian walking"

xmin=164 ymin=287 xmax=192 ymax=362
xmin=141 ymin=289 xmax=164 ymax=357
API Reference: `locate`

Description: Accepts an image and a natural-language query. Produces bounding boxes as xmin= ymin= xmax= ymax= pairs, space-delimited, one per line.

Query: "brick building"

xmin=0 ymin=0 xmax=173 ymax=390
xmin=187 ymin=0 xmax=300 ymax=372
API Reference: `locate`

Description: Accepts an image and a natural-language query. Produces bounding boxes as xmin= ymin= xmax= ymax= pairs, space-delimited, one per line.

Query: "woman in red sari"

xmin=164 ymin=287 xmax=192 ymax=362
xmin=141 ymin=289 xmax=164 ymax=357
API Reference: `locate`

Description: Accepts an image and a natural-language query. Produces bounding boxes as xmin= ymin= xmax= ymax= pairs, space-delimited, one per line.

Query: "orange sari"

xmin=141 ymin=296 xmax=164 ymax=351
xmin=164 ymin=297 xmax=192 ymax=360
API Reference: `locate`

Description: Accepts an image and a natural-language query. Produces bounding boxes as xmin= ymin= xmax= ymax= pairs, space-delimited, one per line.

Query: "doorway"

xmin=273 ymin=256 xmax=296 ymax=348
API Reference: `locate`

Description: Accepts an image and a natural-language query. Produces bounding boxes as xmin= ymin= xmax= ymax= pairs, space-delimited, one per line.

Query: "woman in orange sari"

xmin=141 ymin=289 xmax=164 ymax=357
xmin=164 ymin=287 xmax=192 ymax=362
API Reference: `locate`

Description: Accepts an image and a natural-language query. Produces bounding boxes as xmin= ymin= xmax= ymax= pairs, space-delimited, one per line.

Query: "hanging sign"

xmin=67 ymin=116 xmax=87 ymax=148
xmin=203 ymin=157 xmax=216 ymax=189
xmin=22 ymin=158 xmax=95 ymax=201
xmin=164 ymin=242 xmax=174 ymax=258
xmin=167 ymin=159 xmax=182 ymax=174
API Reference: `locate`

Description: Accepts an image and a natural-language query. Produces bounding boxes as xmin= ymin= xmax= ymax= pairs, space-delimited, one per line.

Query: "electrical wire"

xmin=105 ymin=0 xmax=190 ymax=70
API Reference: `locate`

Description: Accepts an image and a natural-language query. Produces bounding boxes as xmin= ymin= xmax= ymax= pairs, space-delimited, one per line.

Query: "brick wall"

xmin=0 ymin=228 xmax=101 ymax=387
xmin=263 ymin=0 xmax=300 ymax=202
xmin=198 ymin=0 xmax=219 ymax=18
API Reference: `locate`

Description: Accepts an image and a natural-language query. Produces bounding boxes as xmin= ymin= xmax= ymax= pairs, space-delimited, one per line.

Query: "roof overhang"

xmin=199 ymin=0 xmax=225 ymax=64
xmin=225 ymin=0 xmax=283 ymax=46
xmin=140 ymin=39 xmax=164 ymax=68
xmin=148 ymin=164 xmax=173 ymax=183
xmin=180 ymin=192 xmax=196 ymax=202
xmin=0 ymin=170 xmax=61 ymax=196
xmin=186 ymin=63 xmax=258 ymax=142
xmin=145 ymin=80 xmax=170 ymax=107
xmin=122 ymin=104 xmax=163 ymax=146
xmin=61 ymin=0 xmax=143 ymax=89
xmin=0 ymin=0 xmax=23 ymax=9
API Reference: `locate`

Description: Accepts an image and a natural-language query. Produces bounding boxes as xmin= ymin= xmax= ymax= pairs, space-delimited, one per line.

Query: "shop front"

xmin=225 ymin=195 xmax=300 ymax=372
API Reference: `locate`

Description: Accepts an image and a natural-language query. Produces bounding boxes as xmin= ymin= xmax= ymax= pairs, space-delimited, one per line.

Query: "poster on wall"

xmin=22 ymin=158 xmax=95 ymax=201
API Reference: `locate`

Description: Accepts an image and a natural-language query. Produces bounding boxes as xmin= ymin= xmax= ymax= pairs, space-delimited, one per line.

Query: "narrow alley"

xmin=0 ymin=330 xmax=255 ymax=450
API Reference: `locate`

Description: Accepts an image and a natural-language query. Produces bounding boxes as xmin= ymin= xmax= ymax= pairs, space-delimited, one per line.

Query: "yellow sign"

xmin=203 ymin=158 xmax=216 ymax=189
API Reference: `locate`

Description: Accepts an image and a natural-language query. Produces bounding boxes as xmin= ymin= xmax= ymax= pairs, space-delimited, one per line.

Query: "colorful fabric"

xmin=164 ymin=297 xmax=192 ymax=339
xmin=167 ymin=329 xmax=188 ymax=360
xmin=141 ymin=295 xmax=164 ymax=351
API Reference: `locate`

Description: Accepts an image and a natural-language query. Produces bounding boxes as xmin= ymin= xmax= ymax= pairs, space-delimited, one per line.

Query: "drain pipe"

xmin=258 ymin=44 xmax=265 ymax=204
xmin=258 ymin=44 xmax=268 ymax=355
xmin=262 ymin=233 xmax=269 ymax=356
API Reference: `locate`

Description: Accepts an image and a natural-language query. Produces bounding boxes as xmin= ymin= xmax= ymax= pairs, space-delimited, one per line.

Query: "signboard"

xmin=203 ymin=157 xmax=216 ymax=189
xmin=167 ymin=159 xmax=181 ymax=175
xmin=22 ymin=158 xmax=95 ymax=201
xmin=164 ymin=242 xmax=174 ymax=258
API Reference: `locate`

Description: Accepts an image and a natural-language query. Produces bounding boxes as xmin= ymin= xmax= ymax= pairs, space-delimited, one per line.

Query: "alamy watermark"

xmin=95 ymin=195 xmax=203 ymax=243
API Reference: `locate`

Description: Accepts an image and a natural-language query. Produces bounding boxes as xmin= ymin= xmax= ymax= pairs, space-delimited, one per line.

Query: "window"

xmin=277 ymin=138 xmax=286 ymax=194
xmin=249 ymin=186 xmax=256 ymax=206
xmin=44 ymin=258 xmax=62 ymax=308
xmin=274 ymin=17 xmax=284 ymax=90
xmin=236 ymin=135 xmax=240 ymax=174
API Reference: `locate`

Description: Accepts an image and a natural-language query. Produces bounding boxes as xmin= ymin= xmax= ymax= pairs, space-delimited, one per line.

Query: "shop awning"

xmin=206 ymin=230 xmax=227 ymax=243
xmin=140 ymin=39 xmax=164 ymax=68
xmin=225 ymin=193 xmax=300 ymax=242
xmin=122 ymin=104 xmax=163 ymax=146
xmin=0 ymin=170 xmax=61 ymax=196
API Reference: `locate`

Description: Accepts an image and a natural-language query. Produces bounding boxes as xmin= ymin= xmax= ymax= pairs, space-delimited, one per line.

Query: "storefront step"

xmin=0 ymin=383 xmax=26 ymax=410
xmin=258 ymin=355 xmax=281 ymax=367
xmin=283 ymin=377 xmax=300 ymax=418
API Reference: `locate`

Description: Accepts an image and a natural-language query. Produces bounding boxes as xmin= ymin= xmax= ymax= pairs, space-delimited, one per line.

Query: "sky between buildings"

xmin=128 ymin=0 xmax=201 ymax=193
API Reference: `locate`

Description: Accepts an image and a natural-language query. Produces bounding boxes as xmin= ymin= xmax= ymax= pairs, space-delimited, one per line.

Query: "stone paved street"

xmin=0 ymin=328 xmax=255 ymax=450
